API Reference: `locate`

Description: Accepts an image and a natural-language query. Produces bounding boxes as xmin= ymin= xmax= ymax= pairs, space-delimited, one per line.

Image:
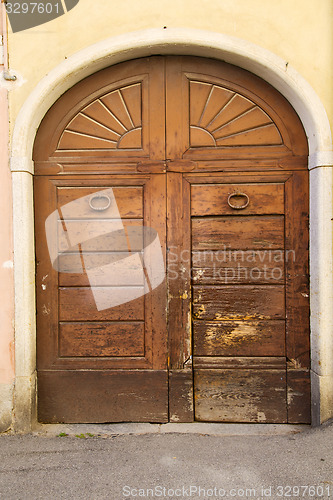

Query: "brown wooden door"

xmin=34 ymin=56 xmax=310 ymax=423
xmin=187 ymin=171 xmax=308 ymax=423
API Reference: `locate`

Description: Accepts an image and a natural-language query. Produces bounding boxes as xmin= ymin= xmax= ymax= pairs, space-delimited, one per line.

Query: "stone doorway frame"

xmin=10 ymin=28 xmax=333 ymax=431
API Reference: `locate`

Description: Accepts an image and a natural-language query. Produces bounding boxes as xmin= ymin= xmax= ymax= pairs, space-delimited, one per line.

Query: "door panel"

xmin=167 ymin=172 xmax=194 ymax=422
xmin=34 ymin=56 xmax=310 ymax=424
xmin=193 ymin=320 xmax=286 ymax=357
xmin=194 ymin=368 xmax=287 ymax=423
xmin=184 ymin=171 xmax=309 ymax=423
xmin=191 ymin=183 xmax=285 ymax=215
xmin=192 ymin=250 xmax=285 ymax=285
xmin=165 ymin=56 xmax=308 ymax=164
xmin=35 ymin=174 xmax=167 ymax=422
xmin=192 ymin=285 xmax=285 ymax=320
xmin=33 ymin=57 xmax=166 ymax=162
xmin=57 ymin=186 xmax=143 ymax=218
xmin=59 ymin=288 xmax=145 ymax=321
xmin=192 ymin=216 xmax=285 ymax=250
xmin=38 ymin=371 xmax=168 ymax=423
xmin=59 ymin=322 xmax=145 ymax=357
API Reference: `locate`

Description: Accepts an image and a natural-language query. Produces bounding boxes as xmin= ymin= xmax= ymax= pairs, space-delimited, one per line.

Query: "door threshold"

xmin=32 ymin=422 xmax=310 ymax=438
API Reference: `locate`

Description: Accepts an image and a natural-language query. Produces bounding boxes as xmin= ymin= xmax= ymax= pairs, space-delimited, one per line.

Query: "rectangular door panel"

xmin=192 ymin=249 xmax=284 ymax=285
xmin=193 ymin=320 xmax=286 ymax=356
xmin=38 ymin=370 xmax=168 ymax=423
xmin=187 ymin=172 xmax=294 ymax=423
xmin=57 ymin=186 xmax=143 ymax=219
xmin=35 ymin=174 xmax=167 ymax=421
xmin=191 ymin=183 xmax=284 ymax=216
xmin=194 ymin=368 xmax=287 ymax=423
xmin=192 ymin=216 xmax=284 ymax=250
xmin=57 ymin=219 xmax=144 ymax=252
xmin=59 ymin=287 xmax=145 ymax=321
xmin=193 ymin=285 xmax=285 ymax=320
xmin=58 ymin=252 xmax=146 ymax=286
xmin=59 ymin=322 xmax=145 ymax=357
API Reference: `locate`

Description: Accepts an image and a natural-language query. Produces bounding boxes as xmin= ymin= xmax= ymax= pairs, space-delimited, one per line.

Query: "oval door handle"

xmin=89 ymin=194 xmax=111 ymax=211
xmin=227 ymin=191 xmax=249 ymax=210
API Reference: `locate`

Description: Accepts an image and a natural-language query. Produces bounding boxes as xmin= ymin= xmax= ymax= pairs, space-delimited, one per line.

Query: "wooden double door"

xmin=34 ymin=56 xmax=310 ymax=423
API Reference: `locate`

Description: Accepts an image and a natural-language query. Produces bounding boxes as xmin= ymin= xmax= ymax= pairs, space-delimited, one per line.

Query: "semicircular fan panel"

xmin=58 ymin=83 xmax=142 ymax=150
xmin=189 ymin=80 xmax=283 ymax=148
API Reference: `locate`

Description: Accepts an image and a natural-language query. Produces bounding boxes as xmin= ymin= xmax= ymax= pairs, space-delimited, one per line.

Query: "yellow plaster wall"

xmin=0 ymin=4 xmax=14 ymax=387
xmin=7 ymin=0 xmax=333 ymax=135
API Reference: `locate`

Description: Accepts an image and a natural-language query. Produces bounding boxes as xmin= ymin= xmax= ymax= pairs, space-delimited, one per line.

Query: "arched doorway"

xmin=34 ymin=56 xmax=309 ymax=424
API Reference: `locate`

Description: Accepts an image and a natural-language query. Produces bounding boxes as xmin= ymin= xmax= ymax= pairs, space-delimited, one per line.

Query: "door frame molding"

xmin=10 ymin=28 xmax=333 ymax=430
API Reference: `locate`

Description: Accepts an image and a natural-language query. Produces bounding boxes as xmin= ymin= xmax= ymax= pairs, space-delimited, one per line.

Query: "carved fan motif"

xmin=58 ymin=83 xmax=142 ymax=150
xmin=189 ymin=80 xmax=282 ymax=147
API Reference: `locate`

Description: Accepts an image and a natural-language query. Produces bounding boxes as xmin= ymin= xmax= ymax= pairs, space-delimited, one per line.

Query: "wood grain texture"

xmin=192 ymin=216 xmax=284 ymax=251
xmin=38 ymin=370 xmax=168 ymax=423
xmin=175 ymin=56 xmax=308 ymax=160
xmin=193 ymin=320 xmax=285 ymax=356
xmin=192 ymin=285 xmax=285 ymax=320
xmin=58 ymin=252 xmax=145 ymax=287
xmin=284 ymin=172 xmax=310 ymax=369
xmin=169 ymin=370 xmax=194 ymax=422
xmin=167 ymin=173 xmax=192 ymax=369
xmin=57 ymin=219 xmax=143 ymax=253
xmin=59 ymin=322 xmax=144 ymax=357
xmin=189 ymin=80 xmax=282 ymax=148
xmin=192 ymin=250 xmax=284 ymax=285
xmin=57 ymin=82 xmax=144 ymax=151
xmin=193 ymin=357 xmax=286 ymax=369
xmin=33 ymin=57 xmax=166 ymax=161
xmin=59 ymin=287 xmax=144 ymax=321
xmin=287 ymin=369 xmax=311 ymax=424
xmin=194 ymin=368 xmax=287 ymax=423
xmin=191 ymin=183 xmax=284 ymax=216
xmin=57 ymin=186 xmax=143 ymax=219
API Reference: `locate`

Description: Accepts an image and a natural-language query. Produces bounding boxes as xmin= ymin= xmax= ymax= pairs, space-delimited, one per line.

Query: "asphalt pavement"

xmin=0 ymin=421 xmax=332 ymax=500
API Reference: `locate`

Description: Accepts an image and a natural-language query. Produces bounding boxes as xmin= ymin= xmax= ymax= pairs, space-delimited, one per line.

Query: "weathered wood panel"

xmin=192 ymin=249 xmax=284 ymax=284
xmin=285 ymin=172 xmax=310 ymax=369
xmin=191 ymin=183 xmax=284 ymax=216
xmin=167 ymin=174 xmax=192 ymax=370
xmin=57 ymin=219 xmax=143 ymax=253
xmin=175 ymin=57 xmax=308 ymax=161
xmin=192 ymin=285 xmax=285 ymax=320
xmin=193 ymin=320 xmax=285 ymax=356
xmin=38 ymin=370 xmax=168 ymax=423
xmin=57 ymin=186 xmax=143 ymax=219
xmin=59 ymin=322 xmax=145 ymax=357
xmin=169 ymin=370 xmax=194 ymax=422
xmin=33 ymin=57 xmax=167 ymax=161
xmin=193 ymin=357 xmax=286 ymax=369
xmin=287 ymin=369 xmax=311 ymax=424
xmin=194 ymin=368 xmax=287 ymax=423
xmin=59 ymin=287 xmax=144 ymax=321
xmin=192 ymin=216 xmax=284 ymax=250
xmin=58 ymin=252 xmax=145 ymax=287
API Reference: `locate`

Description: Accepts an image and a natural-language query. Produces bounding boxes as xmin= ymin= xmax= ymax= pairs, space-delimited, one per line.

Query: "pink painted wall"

xmin=0 ymin=4 xmax=14 ymax=384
